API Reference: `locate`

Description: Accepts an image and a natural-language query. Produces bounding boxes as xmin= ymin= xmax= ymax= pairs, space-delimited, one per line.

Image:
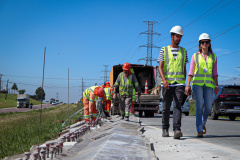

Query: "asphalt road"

xmin=0 ymin=103 xmax=62 ymax=113
xmin=140 ymin=114 xmax=240 ymax=151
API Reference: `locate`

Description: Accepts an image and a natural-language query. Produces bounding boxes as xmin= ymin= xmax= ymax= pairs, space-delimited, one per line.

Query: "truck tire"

xmin=150 ymin=112 xmax=154 ymax=117
xmin=229 ymin=115 xmax=236 ymax=121
xmin=144 ymin=111 xmax=150 ymax=117
xmin=185 ymin=112 xmax=189 ymax=116
xmin=211 ymin=105 xmax=219 ymax=120
xmin=139 ymin=111 xmax=143 ymax=117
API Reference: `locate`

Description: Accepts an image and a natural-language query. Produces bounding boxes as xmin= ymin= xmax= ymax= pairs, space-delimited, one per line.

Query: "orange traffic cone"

xmin=144 ymin=80 xmax=149 ymax=94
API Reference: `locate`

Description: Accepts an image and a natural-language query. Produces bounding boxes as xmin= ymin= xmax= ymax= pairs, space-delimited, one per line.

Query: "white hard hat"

xmin=170 ymin=25 xmax=183 ymax=36
xmin=199 ymin=33 xmax=211 ymax=42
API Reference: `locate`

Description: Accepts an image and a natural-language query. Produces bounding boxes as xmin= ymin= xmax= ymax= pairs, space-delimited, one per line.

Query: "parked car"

xmin=182 ymin=95 xmax=190 ymax=116
xmin=211 ymin=85 xmax=240 ymax=120
xmin=52 ymin=102 xmax=57 ymax=105
xmin=158 ymin=94 xmax=189 ymax=116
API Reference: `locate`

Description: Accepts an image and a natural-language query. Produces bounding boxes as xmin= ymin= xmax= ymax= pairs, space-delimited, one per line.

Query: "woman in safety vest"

xmin=186 ymin=33 xmax=219 ymax=138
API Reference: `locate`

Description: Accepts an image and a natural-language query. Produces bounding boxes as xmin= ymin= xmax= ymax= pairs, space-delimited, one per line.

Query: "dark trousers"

xmin=162 ymin=85 xmax=185 ymax=131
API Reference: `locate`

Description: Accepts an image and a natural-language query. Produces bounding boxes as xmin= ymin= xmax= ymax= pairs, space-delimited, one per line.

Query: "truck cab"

xmin=17 ymin=94 xmax=30 ymax=108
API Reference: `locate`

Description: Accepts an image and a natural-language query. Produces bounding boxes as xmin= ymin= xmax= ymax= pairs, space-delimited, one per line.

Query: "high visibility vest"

xmin=118 ymin=72 xmax=139 ymax=96
xmin=130 ymin=68 xmax=134 ymax=74
xmin=192 ymin=53 xmax=216 ymax=89
xmin=162 ymin=46 xmax=186 ymax=84
xmin=83 ymin=86 xmax=99 ymax=101
xmin=104 ymin=87 xmax=111 ymax=100
xmin=132 ymin=88 xmax=136 ymax=102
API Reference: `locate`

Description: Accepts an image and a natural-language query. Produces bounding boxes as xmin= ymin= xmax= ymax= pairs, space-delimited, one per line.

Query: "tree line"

xmin=11 ymin=83 xmax=45 ymax=101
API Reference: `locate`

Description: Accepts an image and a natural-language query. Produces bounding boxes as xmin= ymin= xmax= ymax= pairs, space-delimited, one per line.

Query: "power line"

xmin=155 ymin=0 xmax=229 ymax=44
xmin=182 ymin=23 xmax=240 ymax=47
xmin=2 ymin=74 xmax=102 ymax=80
xmin=191 ymin=0 xmax=234 ymax=25
xmin=218 ymin=51 xmax=240 ymax=57
xmin=187 ymin=23 xmax=240 ymax=50
xmin=120 ymin=35 xmax=141 ymax=64
xmin=183 ymin=0 xmax=224 ymax=28
xmin=156 ymin=0 xmax=191 ymax=26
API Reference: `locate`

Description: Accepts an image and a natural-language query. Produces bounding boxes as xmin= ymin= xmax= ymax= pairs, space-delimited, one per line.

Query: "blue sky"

xmin=0 ymin=0 xmax=239 ymax=103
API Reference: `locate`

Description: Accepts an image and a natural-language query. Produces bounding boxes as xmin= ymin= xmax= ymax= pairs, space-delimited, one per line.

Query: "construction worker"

xmin=83 ymin=86 xmax=105 ymax=123
xmin=130 ymin=87 xmax=135 ymax=116
xmin=158 ymin=25 xmax=188 ymax=139
xmin=103 ymin=82 xmax=113 ymax=117
xmin=113 ymin=63 xmax=141 ymax=121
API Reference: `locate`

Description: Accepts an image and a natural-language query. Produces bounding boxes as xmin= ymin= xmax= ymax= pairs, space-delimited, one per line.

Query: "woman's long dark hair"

xmin=198 ymin=41 xmax=213 ymax=53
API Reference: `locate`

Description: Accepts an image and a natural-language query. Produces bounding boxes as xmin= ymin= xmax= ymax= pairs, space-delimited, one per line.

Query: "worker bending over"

xmin=113 ymin=63 xmax=141 ymax=121
xmin=83 ymin=86 xmax=105 ymax=122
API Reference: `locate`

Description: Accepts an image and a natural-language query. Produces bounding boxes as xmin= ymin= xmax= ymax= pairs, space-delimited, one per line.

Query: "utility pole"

xmin=5 ymin=79 xmax=9 ymax=104
xmin=139 ymin=21 xmax=161 ymax=66
xmin=82 ymin=77 xmax=85 ymax=98
xmin=0 ymin=74 xmax=2 ymax=91
xmin=101 ymin=65 xmax=110 ymax=84
xmin=56 ymin=92 xmax=59 ymax=100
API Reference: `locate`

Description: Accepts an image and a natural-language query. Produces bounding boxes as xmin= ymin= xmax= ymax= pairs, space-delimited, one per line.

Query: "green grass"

xmin=0 ymin=103 xmax=84 ymax=159
xmin=0 ymin=93 xmax=41 ymax=109
xmin=189 ymin=100 xmax=240 ymax=120
xmin=189 ymin=100 xmax=196 ymax=116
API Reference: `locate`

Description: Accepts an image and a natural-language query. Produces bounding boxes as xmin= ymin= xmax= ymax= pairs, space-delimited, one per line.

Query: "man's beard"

xmin=174 ymin=41 xmax=180 ymax=45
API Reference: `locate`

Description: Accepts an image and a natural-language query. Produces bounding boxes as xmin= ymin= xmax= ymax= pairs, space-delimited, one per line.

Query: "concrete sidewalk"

xmin=141 ymin=120 xmax=240 ymax=160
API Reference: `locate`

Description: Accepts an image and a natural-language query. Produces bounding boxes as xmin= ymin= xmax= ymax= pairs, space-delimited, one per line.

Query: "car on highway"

xmin=158 ymin=94 xmax=189 ymax=116
xmin=52 ymin=102 xmax=57 ymax=105
xmin=211 ymin=85 xmax=240 ymax=120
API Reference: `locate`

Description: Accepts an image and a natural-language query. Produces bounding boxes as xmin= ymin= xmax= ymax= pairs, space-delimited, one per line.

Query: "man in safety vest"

xmin=113 ymin=63 xmax=141 ymax=121
xmin=103 ymin=82 xmax=113 ymax=117
xmin=83 ymin=86 xmax=105 ymax=122
xmin=158 ymin=25 xmax=188 ymax=139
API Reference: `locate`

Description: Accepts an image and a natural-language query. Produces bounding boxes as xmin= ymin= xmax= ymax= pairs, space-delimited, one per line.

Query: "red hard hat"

xmin=97 ymin=87 xmax=105 ymax=97
xmin=101 ymin=85 xmax=105 ymax=88
xmin=122 ymin=63 xmax=131 ymax=71
xmin=105 ymin=82 xmax=110 ymax=85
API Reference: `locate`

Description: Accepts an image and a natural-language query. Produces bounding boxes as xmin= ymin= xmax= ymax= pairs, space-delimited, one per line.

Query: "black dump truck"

xmin=110 ymin=64 xmax=162 ymax=117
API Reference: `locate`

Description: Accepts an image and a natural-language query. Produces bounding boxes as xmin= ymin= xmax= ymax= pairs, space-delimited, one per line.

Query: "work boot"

xmin=121 ymin=116 xmax=124 ymax=120
xmin=203 ymin=126 xmax=206 ymax=134
xmin=197 ymin=132 xmax=203 ymax=138
xmin=173 ymin=130 xmax=183 ymax=139
xmin=162 ymin=129 xmax=169 ymax=137
xmin=125 ymin=116 xmax=129 ymax=121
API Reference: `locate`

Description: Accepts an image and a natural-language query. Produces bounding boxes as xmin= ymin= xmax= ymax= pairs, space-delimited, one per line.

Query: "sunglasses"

xmin=200 ymin=41 xmax=210 ymax=44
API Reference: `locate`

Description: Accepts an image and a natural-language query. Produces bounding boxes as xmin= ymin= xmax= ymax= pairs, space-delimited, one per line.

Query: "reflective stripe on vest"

xmin=192 ymin=53 xmax=216 ymax=89
xmin=119 ymin=72 xmax=133 ymax=96
xmin=162 ymin=46 xmax=186 ymax=84
xmin=83 ymin=86 xmax=99 ymax=101
xmin=132 ymin=89 xmax=136 ymax=101
xmin=104 ymin=87 xmax=111 ymax=100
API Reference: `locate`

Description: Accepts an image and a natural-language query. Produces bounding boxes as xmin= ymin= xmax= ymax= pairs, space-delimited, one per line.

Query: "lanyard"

xmin=202 ymin=52 xmax=208 ymax=65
